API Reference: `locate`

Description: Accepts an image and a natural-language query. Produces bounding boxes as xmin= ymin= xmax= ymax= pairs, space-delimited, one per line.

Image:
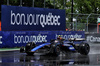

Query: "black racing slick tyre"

xmin=53 ymin=46 xmax=60 ymax=56
xmin=79 ymin=43 xmax=90 ymax=55
xmin=25 ymin=42 xmax=36 ymax=55
xmin=20 ymin=46 xmax=25 ymax=53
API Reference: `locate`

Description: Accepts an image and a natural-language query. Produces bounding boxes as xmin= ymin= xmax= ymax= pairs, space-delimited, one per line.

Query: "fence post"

xmin=63 ymin=0 xmax=65 ymax=9
xmin=32 ymin=0 xmax=34 ymax=7
xmin=7 ymin=0 xmax=9 ymax=5
xmin=87 ymin=14 xmax=91 ymax=32
xmin=20 ymin=0 xmax=22 ymax=6
xmin=75 ymin=14 xmax=80 ymax=31
xmin=44 ymin=0 xmax=45 ymax=8
xmin=54 ymin=0 xmax=55 ymax=9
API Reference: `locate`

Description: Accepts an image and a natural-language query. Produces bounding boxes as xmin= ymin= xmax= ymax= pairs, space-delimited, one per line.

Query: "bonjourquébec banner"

xmin=0 ymin=31 xmax=84 ymax=48
xmin=1 ymin=5 xmax=66 ymax=31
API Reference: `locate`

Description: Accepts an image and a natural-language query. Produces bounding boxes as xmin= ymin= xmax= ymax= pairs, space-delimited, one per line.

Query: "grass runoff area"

xmin=0 ymin=48 xmax=20 ymax=51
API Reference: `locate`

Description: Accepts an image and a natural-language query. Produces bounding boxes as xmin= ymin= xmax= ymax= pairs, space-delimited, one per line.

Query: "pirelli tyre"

xmin=20 ymin=46 xmax=25 ymax=53
xmin=79 ymin=43 xmax=90 ymax=55
xmin=25 ymin=42 xmax=36 ymax=55
xmin=53 ymin=45 xmax=61 ymax=56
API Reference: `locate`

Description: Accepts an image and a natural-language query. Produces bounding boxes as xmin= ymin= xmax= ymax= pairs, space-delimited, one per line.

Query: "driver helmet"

xmin=57 ymin=35 xmax=62 ymax=40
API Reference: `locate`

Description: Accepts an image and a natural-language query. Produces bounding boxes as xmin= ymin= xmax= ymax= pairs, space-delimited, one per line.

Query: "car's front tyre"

xmin=53 ymin=45 xmax=60 ymax=56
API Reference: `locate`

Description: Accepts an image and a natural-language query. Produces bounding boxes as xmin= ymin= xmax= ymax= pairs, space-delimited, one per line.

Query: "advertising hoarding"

xmin=1 ymin=5 xmax=66 ymax=31
xmin=0 ymin=31 xmax=84 ymax=48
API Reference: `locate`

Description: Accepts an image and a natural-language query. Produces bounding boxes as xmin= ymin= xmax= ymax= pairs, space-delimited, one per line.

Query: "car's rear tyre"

xmin=25 ymin=42 xmax=36 ymax=55
xmin=79 ymin=43 xmax=90 ymax=55
xmin=20 ymin=46 xmax=25 ymax=53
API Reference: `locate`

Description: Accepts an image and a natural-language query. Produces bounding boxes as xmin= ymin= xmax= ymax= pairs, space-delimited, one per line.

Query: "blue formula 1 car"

xmin=20 ymin=38 xmax=90 ymax=56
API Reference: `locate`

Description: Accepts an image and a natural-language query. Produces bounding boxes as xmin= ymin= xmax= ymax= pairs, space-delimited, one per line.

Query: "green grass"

xmin=0 ymin=48 xmax=20 ymax=51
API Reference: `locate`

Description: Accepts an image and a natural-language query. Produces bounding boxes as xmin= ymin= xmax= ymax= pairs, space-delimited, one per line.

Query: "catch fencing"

xmin=66 ymin=13 xmax=100 ymax=33
xmin=66 ymin=22 xmax=97 ymax=33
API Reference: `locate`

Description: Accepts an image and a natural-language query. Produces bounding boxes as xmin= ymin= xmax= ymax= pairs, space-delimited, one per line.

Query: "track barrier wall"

xmin=0 ymin=31 xmax=84 ymax=48
xmin=1 ymin=5 xmax=66 ymax=31
xmin=85 ymin=33 xmax=100 ymax=43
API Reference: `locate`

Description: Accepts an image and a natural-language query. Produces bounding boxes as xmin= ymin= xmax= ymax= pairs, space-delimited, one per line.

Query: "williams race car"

xmin=20 ymin=38 xmax=90 ymax=56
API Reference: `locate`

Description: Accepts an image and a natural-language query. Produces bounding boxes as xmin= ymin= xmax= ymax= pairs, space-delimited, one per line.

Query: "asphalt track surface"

xmin=0 ymin=43 xmax=100 ymax=66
